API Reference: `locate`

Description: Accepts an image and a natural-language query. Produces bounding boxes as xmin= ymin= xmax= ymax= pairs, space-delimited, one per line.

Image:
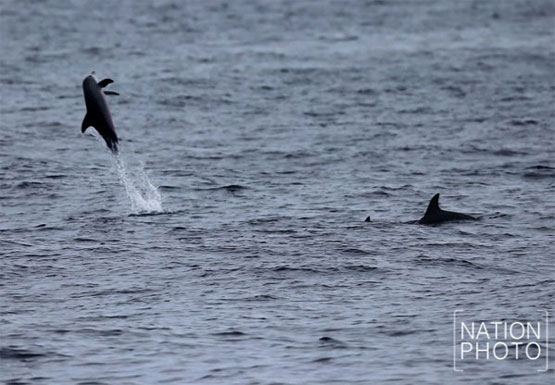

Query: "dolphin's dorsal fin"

xmin=97 ymin=78 xmax=114 ymax=88
xmin=425 ymin=193 xmax=441 ymax=215
xmin=81 ymin=113 xmax=92 ymax=133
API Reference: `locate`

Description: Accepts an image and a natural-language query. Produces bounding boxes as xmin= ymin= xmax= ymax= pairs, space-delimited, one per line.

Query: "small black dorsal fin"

xmin=81 ymin=113 xmax=92 ymax=133
xmin=425 ymin=193 xmax=441 ymax=214
xmin=103 ymin=90 xmax=119 ymax=96
xmin=97 ymin=78 xmax=114 ymax=88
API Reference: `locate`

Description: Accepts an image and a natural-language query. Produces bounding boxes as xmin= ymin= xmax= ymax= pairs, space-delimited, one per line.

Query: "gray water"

xmin=1 ymin=0 xmax=554 ymax=384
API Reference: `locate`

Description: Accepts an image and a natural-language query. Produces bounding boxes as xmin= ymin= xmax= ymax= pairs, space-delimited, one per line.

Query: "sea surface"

xmin=1 ymin=1 xmax=554 ymax=384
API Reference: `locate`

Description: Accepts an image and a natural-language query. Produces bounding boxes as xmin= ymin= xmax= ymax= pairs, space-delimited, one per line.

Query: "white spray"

xmin=112 ymin=152 xmax=162 ymax=214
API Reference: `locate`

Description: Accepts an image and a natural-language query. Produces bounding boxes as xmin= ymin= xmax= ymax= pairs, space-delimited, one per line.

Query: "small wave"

xmin=128 ymin=209 xmax=185 ymax=217
xmin=202 ymin=184 xmax=247 ymax=192
xmin=256 ymin=228 xmax=297 ymax=234
xmin=340 ymin=248 xmax=371 ymax=255
xmin=244 ymin=294 xmax=278 ymax=301
xmin=526 ymin=165 xmax=555 ymax=170
xmin=499 ymin=95 xmax=530 ymax=102
xmin=318 ymin=336 xmax=346 ymax=345
xmin=0 ymin=346 xmax=45 ymax=360
xmin=508 ymin=118 xmax=539 ymax=126
xmin=13 ymin=181 xmax=46 ymax=189
xmin=212 ymin=330 xmax=246 ymax=337
xmin=19 ymin=105 xmax=50 ymax=112
xmin=77 ymin=328 xmax=124 ymax=337
xmin=284 ymin=150 xmax=314 ymax=159
xmin=486 ymin=212 xmax=513 ymax=219
xmin=304 ymin=110 xmax=343 ymax=118
xmin=312 ymin=356 xmax=334 ymax=362
xmin=272 ymin=266 xmax=322 ymax=274
xmin=34 ymin=225 xmax=64 ymax=231
xmin=247 ymin=217 xmax=282 ymax=225
xmin=158 ymin=185 xmax=180 ymax=190
xmin=397 ymin=106 xmax=433 ymax=114
xmin=342 ymin=264 xmax=378 ymax=272
xmin=462 ymin=145 xmax=528 ymax=156
xmin=442 ymin=85 xmax=466 ymax=98
xmin=383 ymin=329 xmax=420 ymax=337
xmin=318 ymin=33 xmax=358 ymax=42
xmin=492 ymin=148 xmax=528 ymax=156
xmin=73 ymin=237 xmax=98 ymax=242
xmin=368 ymin=190 xmax=391 ymax=197
xmin=522 ymin=165 xmax=555 ymax=179
xmin=356 ymin=88 xmax=376 ymax=94
xmin=415 ymin=255 xmax=482 ymax=269
xmin=168 ymin=225 xmax=187 ymax=231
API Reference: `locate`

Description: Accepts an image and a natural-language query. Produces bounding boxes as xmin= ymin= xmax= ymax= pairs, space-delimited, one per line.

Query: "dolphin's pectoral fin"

xmin=97 ymin=78 xmax=114 ymax=88
xmin=81 ymin=113 xmax=93 ymax=133
xmin=103 ymin=90 xmax=120 ymax=96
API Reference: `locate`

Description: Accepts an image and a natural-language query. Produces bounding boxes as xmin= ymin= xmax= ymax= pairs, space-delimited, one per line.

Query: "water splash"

xmin=112 ymin=154 xmax=162 ymax=214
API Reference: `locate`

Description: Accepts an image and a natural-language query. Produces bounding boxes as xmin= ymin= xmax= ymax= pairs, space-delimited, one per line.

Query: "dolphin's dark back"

xmin=419 ymin=193 xmax=477 ymax=224
xmin=82 ymin=75 xmax=118 ymax=152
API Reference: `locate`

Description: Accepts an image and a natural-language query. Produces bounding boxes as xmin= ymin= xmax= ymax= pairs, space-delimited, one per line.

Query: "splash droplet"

xmin=113 ymin=153 xmax=162 ymax=214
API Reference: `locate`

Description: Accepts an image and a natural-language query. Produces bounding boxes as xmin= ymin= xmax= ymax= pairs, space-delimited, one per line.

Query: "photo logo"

xmin=453 ymin=310 xmax=549 ymax=372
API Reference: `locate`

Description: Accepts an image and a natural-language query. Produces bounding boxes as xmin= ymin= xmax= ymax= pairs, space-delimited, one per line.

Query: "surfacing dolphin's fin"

xmin=424 ymin=193 xmax=441 ymax=216
xmin=97 ymin=78 xmax=114 ymax=88
xmin=418 ymin=193 xmax=477 ymax=224
xmin=81 ymin=113 xmax=92 ymax=133
xmin=103 ymin=90 xmax=119 ymax=96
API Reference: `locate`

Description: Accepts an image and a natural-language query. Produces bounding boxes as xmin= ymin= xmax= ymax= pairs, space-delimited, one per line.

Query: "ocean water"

xmin=1 ymin=0 xmax=554 ymax=384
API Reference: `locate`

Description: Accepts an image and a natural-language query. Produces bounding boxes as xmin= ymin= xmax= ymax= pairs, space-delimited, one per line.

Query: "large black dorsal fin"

xmin=425 ymin=193 xmax=441 ymax=215
xmin=97 ymin=78 xmax=114 ymax=88
xmin=81 ymin=113 xmax=93 ymax=133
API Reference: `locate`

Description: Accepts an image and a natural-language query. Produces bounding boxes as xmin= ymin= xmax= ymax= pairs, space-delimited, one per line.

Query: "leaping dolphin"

xmin=81 ymin=74 xmax=120 ymax=153
xmin=418 ymin=193 xmax=477 ymax=224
